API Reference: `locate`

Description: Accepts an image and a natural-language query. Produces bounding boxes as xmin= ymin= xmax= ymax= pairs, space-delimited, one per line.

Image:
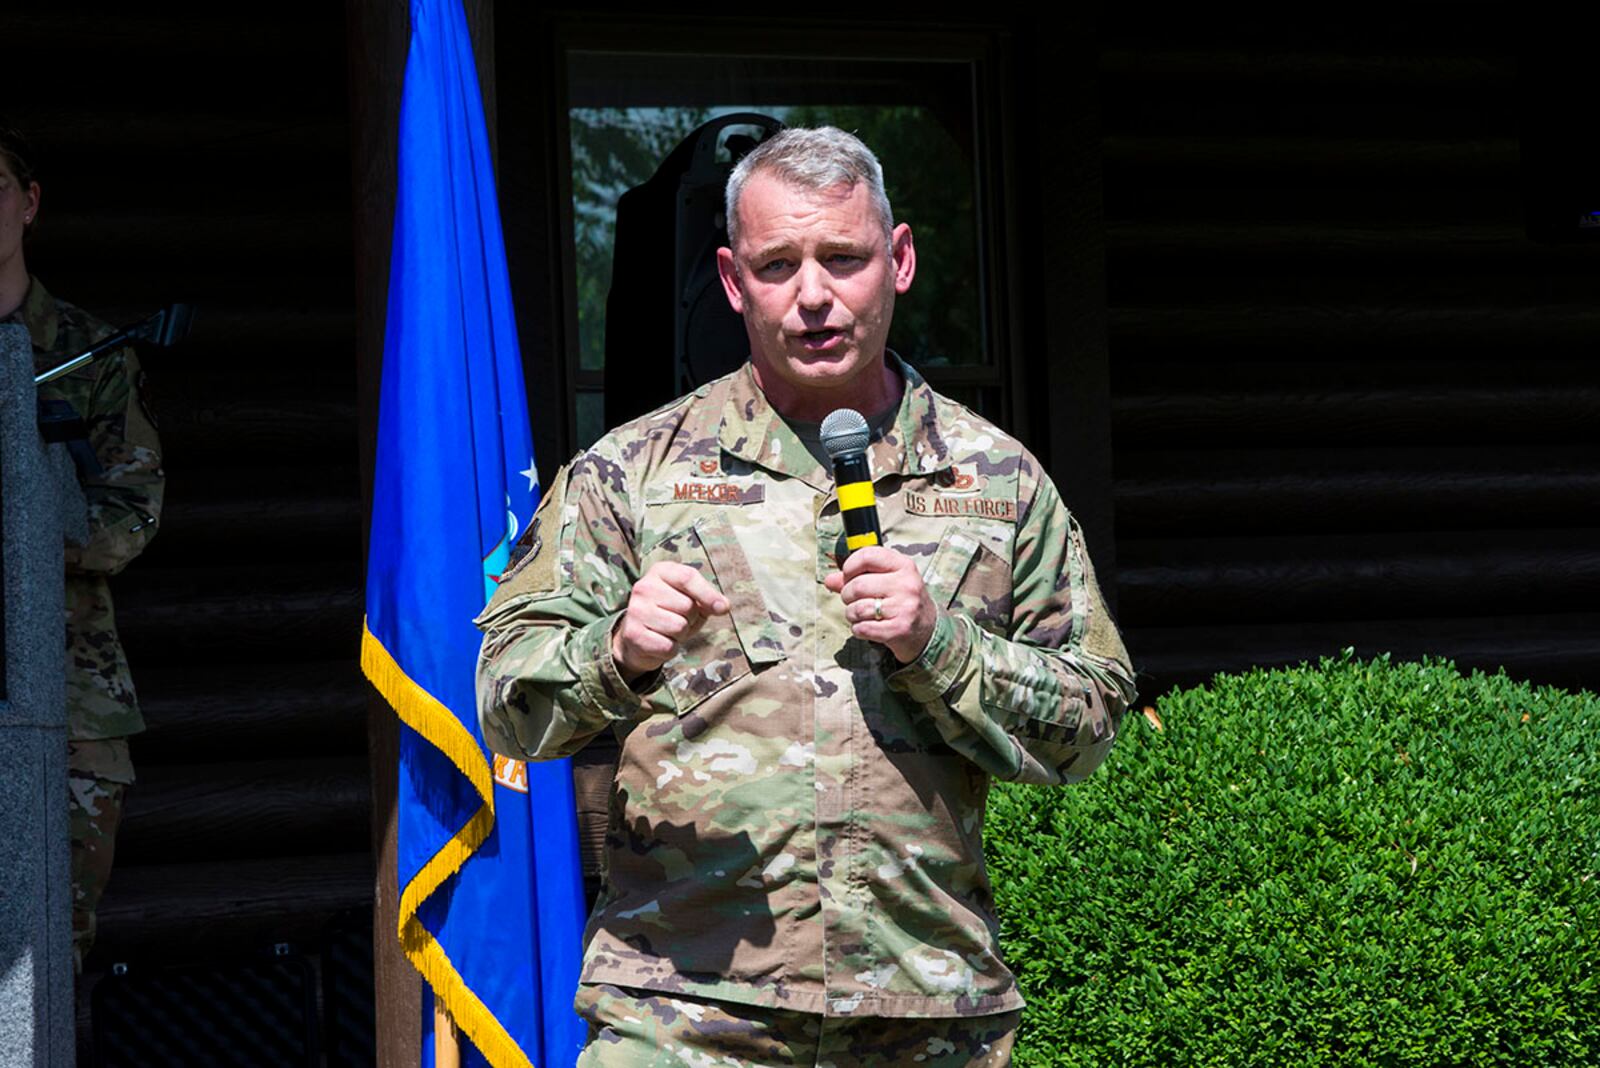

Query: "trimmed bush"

xmin=986 ymin=654 xmax=1599 ymax=1067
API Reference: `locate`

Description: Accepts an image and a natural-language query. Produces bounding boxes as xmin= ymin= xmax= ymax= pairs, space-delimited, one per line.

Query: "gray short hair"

xmin=724 ymin=126 xmax=895 ymax=249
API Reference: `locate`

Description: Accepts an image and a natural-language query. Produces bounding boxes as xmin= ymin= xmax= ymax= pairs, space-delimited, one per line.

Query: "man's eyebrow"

xmin=750 ymin=235 xmax=872 ymax=261
xmin=750 ymin=242 xmax=794 ymax=263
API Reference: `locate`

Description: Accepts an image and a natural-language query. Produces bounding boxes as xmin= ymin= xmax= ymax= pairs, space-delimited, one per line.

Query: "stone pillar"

xmin=0 ymin=321 xmax=76 ymax=1068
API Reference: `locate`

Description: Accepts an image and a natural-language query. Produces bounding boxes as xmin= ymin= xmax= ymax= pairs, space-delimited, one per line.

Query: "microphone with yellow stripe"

xmin=821 ymin=408 xmax=881 ymax=557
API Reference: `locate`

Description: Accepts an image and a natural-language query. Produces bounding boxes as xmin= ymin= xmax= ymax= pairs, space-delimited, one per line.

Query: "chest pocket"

xmin=920 ymin=527 xmax=1014 ymax=637
xmin=641 ymin=512 xmax=787 ymax=716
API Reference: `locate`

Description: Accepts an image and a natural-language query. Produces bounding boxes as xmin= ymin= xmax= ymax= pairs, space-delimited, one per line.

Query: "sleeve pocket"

xmin=922 ymin=529 xmax=1013 ymax=636
xmin=925 ymin=527 xmax=1078 ymax=734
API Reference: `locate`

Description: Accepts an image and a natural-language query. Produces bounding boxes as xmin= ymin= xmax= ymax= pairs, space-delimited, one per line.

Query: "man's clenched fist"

xmin=611 ymin=561 xmax=730 ymax=682
xmin=824 ymin=546 xmax=937 ymax=664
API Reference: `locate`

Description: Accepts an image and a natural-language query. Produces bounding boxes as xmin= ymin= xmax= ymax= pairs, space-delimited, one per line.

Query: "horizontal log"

xmin=1113 ymin=388 xmax=1600 ymax=448
xmin=27 ymin=211 xmax=352 ymax=299
xmin=1114 ymin=450 xmax=1600 ymax=535
xmin=1103 ymin=225 xmax=1599 ymax=308
xmin=1105 ymin=222 xmax=1593 ymax=271
xmin=138 ymin=483 xmax=363 ymax=565
xmin=114 ymin=565 xmax=361 ymax=663
xmin=29 ymin=304 xmax=356 ymax=365
xmin=93 ymin=852 xmax=373 ymax=965
xmin=1108 ymin=263 xmax=1598 ymax=310
xmin=158 ymin=399 xmax=359 ymax=469
xmin=1100 ymin=81 xmax=1513 ymax=145
xmin=24 ymin=303 xmax=358 ymax=425
xmin=1116 ymin=530 xmax=1600 ymax=626
xmin=157 ymin=354 xmax=355 ymax=401
xmin=1100 ymin=47 xmax=1511 ymax=90
xmin=1105 ymin=188 xmax=1522 ymax=236
xmin=135 ymin=660 xmax=368 ymax=763
xmin=118 ymin=756 xmax=370 ymax=865
xmin=153 ymin=364 xmax=357 ymax=443
xmin=17 ymin=106 xmax=347 ymax=167
xmin=1100 ymin=7 xmax=1513 ymax=51
xmin=1125 ymin=613 xmax=1600 ymax=698
xmin=22 ymin=140 xmax=349 ymax=231
xmin=1112 ymin=357 xmax=1597 ymax=393
xmin=1103 ymin=136 xmax=1519 ymax=187
xmin=6 ymin=10 xmax=346 ymax=73
xmin=1107 ymin=304 xmax=1600 ymax=362
xmin=28 ymin=265 xmax=353 ymax=322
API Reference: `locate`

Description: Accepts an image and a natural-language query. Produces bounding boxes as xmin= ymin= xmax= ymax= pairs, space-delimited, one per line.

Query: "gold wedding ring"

xmin=872 ymin=598 xmax=884 ymax=621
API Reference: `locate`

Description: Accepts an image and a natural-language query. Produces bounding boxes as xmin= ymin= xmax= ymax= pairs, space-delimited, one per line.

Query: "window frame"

xmin=502 ymin=12 xmax=1024 ymax=464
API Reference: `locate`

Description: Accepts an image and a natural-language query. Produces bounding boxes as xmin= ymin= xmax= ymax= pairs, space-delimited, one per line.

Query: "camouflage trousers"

xmin=68 ymin=738 xmax=134 ymax=973
xmin=575 ymin=983 xmax=1019 ymax=1067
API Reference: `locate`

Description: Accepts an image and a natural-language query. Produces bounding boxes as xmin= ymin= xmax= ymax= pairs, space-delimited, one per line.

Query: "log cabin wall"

xmin=3 ymin=0 xmax=371 ymax=1050
xmin=1098 ymin=12 xmax=1600 ymax=696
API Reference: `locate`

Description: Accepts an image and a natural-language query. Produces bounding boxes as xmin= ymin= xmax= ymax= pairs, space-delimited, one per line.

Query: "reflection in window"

xmin=565 ymin=54 xmax=989 ymax=448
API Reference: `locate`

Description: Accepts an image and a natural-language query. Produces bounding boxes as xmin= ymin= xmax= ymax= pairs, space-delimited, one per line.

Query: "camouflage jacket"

xmin=16 ymin=278 xmax=163 ymax=739
xmin=477 ymin=356 xmax=1135 ymax=1018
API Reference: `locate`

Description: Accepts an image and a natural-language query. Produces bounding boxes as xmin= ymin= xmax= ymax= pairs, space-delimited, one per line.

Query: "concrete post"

xmin=0 ymin=321 xmax=76 ymax=1067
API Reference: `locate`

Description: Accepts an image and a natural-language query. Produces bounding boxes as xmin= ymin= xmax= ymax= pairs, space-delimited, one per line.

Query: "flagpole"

xmin=435 ymin=1004 xmax=462 ymax=1068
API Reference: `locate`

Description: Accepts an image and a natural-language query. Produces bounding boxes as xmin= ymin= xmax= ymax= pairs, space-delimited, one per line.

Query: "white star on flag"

xmin=519 ymin=459 xmax=538 ymax=492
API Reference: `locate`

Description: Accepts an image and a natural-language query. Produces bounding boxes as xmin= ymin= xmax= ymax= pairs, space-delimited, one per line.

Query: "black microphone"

xmin=821 ymin=408 xmax=881 ymax=558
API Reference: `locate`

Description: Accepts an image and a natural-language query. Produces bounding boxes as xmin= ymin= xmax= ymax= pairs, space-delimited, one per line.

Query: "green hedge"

xmin=986 ymin=654 xmax=1599 ymax=1067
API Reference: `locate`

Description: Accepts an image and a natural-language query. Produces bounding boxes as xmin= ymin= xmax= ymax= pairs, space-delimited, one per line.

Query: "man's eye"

xmin=828 ymin=254 xmax=860 ymax=266
xmin=760 ymin=259 xmax=789 ymax=273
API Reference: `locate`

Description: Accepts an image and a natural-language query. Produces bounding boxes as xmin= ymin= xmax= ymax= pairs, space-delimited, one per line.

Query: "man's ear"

xmin=890 ymin=223 xmax=916 ymax=295
xmin=716 ymin=246 xmax=744 ymax=314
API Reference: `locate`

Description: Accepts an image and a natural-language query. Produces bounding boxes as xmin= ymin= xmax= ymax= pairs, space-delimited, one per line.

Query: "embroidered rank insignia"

xmin=937 ymin=463 xmax=986 ymax=496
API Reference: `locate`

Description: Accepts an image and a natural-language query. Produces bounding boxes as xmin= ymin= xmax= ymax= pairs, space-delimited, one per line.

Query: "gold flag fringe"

xmin=361 ymin=620 xmax=534 ymax=1068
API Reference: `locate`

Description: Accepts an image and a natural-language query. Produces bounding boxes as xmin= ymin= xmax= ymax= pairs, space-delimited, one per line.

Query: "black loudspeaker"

xmin=90 ymin=948 xmax=319 ymax=1067
xmin=604 ymin=113 xmax=782 ymax=428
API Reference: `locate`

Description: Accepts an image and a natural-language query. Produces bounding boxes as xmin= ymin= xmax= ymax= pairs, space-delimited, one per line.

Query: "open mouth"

xmin=796 ymin=328 xmax=844 ymax=350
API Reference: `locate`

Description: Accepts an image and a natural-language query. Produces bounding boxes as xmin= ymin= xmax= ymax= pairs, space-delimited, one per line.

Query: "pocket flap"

xmin=920 ymin=529 xmax=984 ymax=608
xmin=692 ymin=513 xmax=787 ymax=666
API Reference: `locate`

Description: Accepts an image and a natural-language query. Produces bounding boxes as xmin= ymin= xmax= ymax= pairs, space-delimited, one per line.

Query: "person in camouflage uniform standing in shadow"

xmin=478 ymin=128 xmax=1135 ymax=1066
xmin=0 ymin=124 xmax=164 ymax=972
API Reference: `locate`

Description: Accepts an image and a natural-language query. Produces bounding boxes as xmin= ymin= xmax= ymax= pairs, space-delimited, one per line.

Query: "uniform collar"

xmin=717 ymin=352 xmax=951 ymax=489
xmin=11 ymin=276 xmax=60 ymax=352
xmin=874 ymin=354 xmax=950 ymax=479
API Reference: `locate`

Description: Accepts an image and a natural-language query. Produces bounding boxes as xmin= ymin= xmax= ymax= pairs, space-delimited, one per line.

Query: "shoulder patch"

xmin=489 ymin=463 xmax=569 ymax=601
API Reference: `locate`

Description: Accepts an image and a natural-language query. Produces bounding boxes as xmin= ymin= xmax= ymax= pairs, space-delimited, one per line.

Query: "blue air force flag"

xmin=360 ymin=1 xmax=585 ymax=1065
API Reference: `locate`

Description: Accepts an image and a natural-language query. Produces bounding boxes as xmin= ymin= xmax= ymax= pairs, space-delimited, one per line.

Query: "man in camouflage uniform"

xmin=477 ymin=127 xmax=1134 ymax=1065
xmin=3 ymin=127 xmax=164 ymax=973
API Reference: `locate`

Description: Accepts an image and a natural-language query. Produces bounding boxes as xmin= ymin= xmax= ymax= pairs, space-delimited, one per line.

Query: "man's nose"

xmin=796 ymin=259 xmax=831 ymax=310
